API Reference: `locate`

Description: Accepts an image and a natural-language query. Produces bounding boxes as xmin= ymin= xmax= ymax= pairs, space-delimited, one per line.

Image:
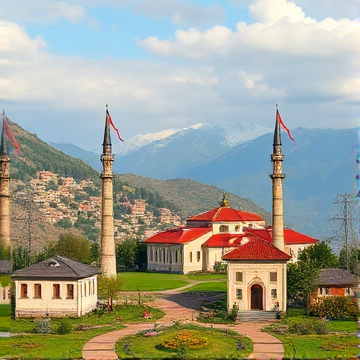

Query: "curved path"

xmin=83 ymin=285 xmax=284 ymax=360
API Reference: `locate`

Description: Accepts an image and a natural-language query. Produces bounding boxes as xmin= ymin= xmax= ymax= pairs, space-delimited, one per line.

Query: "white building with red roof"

xmin=145 ymin=195 xmax=317 ymax=276
xmin=145 ymin=112 xmax=319 ymax=314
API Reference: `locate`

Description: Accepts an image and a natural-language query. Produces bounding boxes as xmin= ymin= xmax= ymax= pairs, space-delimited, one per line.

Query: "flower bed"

xmin=158 ymin=330 xmax=208 ymax=350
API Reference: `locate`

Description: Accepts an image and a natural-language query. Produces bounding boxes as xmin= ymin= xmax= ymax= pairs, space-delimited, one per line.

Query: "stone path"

xmin=82 ymin=285 xmax=284 ymax=360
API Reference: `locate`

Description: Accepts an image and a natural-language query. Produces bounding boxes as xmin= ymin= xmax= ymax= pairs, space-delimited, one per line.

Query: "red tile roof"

xmin=202 ymin=233 xmax=249 ymax=248
xmin=245 ymin=227 xmax=318 ymax=245
xmin=222 ymin=237 xmax=291 ymax=261
xmin=187 ymin=207 xmax=264 ymax=222
xmin=145 ymin=227 xmax=211 ymax=245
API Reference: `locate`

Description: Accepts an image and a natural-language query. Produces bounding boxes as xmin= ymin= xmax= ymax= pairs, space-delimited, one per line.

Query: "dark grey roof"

xmin=0 ymin=260 xmax=12 ymax=274
xmin=11 ymin=255 xmax=101 ymax=280
xmin=317 ymin=268 xmax=359 ymax=286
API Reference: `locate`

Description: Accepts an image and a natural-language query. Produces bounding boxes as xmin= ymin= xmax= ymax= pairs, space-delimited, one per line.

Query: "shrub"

xmin=213 ymin=262 xmax=227 ymax=272
xmin=266 ymin=318 xmax=328 ymax=335
xmin=310 ymin=296 xmax=359 ymax=320
xmin=56 ymin=319 xmax=72 ymax=335
xmin=33 ymin=318 xmax=52 ymax=334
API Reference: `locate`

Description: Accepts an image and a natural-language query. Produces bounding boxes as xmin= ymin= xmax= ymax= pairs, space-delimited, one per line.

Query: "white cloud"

xmin=0 ymin=21 xmax=47 ymax=60
xmin=133 ymin=0 xmax=224 ymax=26
xmin=0 ymin=0 xmax=359 ymax=149
xmin=0 ymin=0 xmax=86 ymax=24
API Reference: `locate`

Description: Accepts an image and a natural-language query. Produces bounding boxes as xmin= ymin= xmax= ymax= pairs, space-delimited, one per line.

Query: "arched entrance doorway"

xmin=251 ymin=284 xmax=263 ymax=310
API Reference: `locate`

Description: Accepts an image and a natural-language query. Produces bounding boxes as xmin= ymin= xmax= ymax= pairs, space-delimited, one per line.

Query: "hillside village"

xmin=14 ymin=170 xmax=182 ymax=244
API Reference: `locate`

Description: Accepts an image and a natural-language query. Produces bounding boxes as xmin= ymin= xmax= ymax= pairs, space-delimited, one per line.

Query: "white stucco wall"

xmin=147 ymin=244 xmax=184 ymax=273
xmin=14 ymin=275 xmax=98 ymax=317
xmin=227 ymin=261 xmax=287 ymax=312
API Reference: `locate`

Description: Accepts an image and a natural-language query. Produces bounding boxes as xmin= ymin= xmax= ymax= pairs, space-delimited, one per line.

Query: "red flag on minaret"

xmin=106 ymin=109 xmax=124 ymax=142
xmin=2 ymin=111 xmax=21 ymax=154
xmin=277 ymin=110 xmax=296 ymax=145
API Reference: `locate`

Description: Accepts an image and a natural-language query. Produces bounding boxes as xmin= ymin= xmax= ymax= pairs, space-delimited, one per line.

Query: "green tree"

xmin=55 ymin=233 xmax=92 ymax=264
xmin=54 ymin=218 xmax=72 ymax=229
xmin=339 ymin=247 xmax=360 ymax=275
xmin=116 ymin=239 xmax=138 ymax=269
xmin=46 ymin=179 xmax=58 ymax=191
xmin=298 ymin=241 xmax=338 ymax=268
xmin=287 ymin=261 xmax=320 ymax=313
xmin=90 ymin=241 xmax=100 ymax=265
xmin=288 ymin=242 xmax=339 ymax=313
xmin=11 ymin=246 xmax=30 ymax=271
xmin=97 ymin=275 xmax=123 ymax=311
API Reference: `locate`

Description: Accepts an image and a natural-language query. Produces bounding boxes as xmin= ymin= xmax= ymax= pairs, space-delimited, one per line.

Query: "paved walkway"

xmin=82 ymin=286 xmax=284 ymax=360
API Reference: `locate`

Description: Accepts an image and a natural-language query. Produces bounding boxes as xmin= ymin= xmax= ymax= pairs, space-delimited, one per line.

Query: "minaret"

xmin=270 ymin=108 xmax=285 ymax=251
xmin=100 ymin=106 xmax=117 ymax=276
xmin=0 ymin=113 xmax=11 ymax=259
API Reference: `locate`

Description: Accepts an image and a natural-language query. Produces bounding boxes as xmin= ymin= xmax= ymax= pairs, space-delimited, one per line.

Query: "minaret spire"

xmin=100 ymin=105 xmax=117 ymax=276
xmin=270 ymin=105 xmax=285 ymax=251
xmin=0 ymin=111 xmax=11 ymax=259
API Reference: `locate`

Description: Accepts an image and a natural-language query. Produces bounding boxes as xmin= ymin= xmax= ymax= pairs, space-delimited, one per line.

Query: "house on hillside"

xmin=145 ymin=197 xmax=318 ymax=274
xmin=316 ymin=268 xmax=359 ymax=297
xmin=11 ymin=255 xmax=101 ymax=317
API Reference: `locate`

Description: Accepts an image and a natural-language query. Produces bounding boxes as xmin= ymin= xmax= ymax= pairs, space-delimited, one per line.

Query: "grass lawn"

xmin=280 ymin=334 xmax=358 ymax=359
xmin=327 ymin=320 xmax=358 ymax=332
xmin=0 ymin=304 xmax=10 ymax=332
xmin=1 ymin=326 xmax=119 ymax=359
xmin=119 ymin=272 xmax=189 ymax=291
xmin=115 ymin=323 xmax=252 ymax=359
xmin=185 ymin=281 xmax=227 ymax=292
xmin=184 ymin=273 xmax=227 ymax=281
xmin=264 ymin=313 xmax=359 ymax=359
xmin=1 ymin=304 xmax=164 ymax=359
xmin=119 ymin=272 xmax=227 ymax=291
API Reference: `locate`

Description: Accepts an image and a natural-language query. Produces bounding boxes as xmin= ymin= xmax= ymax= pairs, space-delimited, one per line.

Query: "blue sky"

xmin=0 ymin=0 xmax=359 ymax=150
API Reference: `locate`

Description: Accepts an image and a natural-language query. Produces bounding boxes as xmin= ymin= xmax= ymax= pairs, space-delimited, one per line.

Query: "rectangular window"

xmin=236 ymin=289 xmax=242 ymax=299
xmin=345 ymin=287 xmax=351 ymax=295
xmin=53 ymin=284 xmax=60 ymax=299
xmin=235 ymin=225 xmax=240 ymax=232
xmin=319 ymin=287 xmax=323 ymax=295
xmin=271 ymin=289 xmax=277 ymax=299
xmin=20 ymin=284 xmax=28 ymax=298
xmin=325 ymin=287 xmax=330 ymax=295
xmin=197 ymin=251 xmax=201 ymax=262
xmin=67 ymin=284 xmax=74 ymax=299
xmin=190 ymin=252 xmax=193 ymax=263
xmin=236 ymin=271 xmax=243 ymax=282
xmin=34 ymin=284 xmax=41 ymax=299
xmin=270 ymin=272 xmax=277 ymax=282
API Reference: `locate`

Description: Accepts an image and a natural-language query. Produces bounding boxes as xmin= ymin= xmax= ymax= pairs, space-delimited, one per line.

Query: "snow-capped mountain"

xmin=113 ymin=122 xmax=272 ymax=155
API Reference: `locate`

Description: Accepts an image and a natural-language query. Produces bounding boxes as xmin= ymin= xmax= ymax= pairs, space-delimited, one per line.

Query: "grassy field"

xmin=265 ymin=314 xmax=359 ymax=359
xmin=0 ymin=304 xmax=10 ymax=332
xmin=1 ymin=304 xmax=164 ymax=359
xmin=281 ymin=334 xmax=358 ymax=359
xmin=118 ymin=271 xmax=227 ymax=291
xmin=185 ymin=281 xmax=227 ymax=292
xmin=115 ymin=323 xmax=252 ymax=359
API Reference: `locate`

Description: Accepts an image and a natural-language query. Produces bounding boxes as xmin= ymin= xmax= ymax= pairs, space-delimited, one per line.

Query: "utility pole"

xmin=329 ymin=193 xmax=358 ymax=270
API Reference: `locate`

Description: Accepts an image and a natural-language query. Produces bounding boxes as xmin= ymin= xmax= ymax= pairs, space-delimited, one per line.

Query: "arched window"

xmin=219 ymin=225 xmax=229 ymax=233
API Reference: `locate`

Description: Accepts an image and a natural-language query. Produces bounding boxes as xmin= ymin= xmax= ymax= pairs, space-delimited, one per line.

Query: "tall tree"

xmin=116 ymin=239 xmax=138 ymax=269
xmin=287 ymin=241 xmax=339 ymax=313
xmin=55 ymin=233 xmax=92 ymax=264
xmin=97 ymin=275 xmax=123 ymax=311
xmin=298 ymin=241 xmax=339 ymax=268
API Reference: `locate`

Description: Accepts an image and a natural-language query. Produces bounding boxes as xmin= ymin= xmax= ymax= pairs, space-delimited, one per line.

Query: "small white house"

xmin=11 ymin=255 xmax=101 ymax=318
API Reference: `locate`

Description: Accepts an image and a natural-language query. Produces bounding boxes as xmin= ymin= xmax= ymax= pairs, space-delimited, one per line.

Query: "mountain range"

xmin=51 ymin=123 xmax=357 ymax=242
